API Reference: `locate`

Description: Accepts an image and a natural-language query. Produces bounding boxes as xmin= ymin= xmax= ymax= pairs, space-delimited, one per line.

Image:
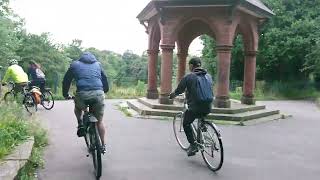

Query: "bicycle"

xmin=173 ymin=97 xmax=224 ymax=171
xmin=2 ymin=82 xmax=38 ymax=114
xmin=40 ymin=88 xmax=55 ymax=110
xmin=70 ymin=97 xmax=103 ymax=179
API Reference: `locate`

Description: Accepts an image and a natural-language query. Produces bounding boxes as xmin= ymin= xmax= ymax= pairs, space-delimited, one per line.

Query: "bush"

xmin=107 ymin=81 xmax=146 ymax=99
xmin=229 ymin=81 xmax=320 ymax=100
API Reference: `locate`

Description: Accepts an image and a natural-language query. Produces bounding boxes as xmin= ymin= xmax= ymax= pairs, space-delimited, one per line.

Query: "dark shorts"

xmin=74 ymin=90 xmax=105 ymax=120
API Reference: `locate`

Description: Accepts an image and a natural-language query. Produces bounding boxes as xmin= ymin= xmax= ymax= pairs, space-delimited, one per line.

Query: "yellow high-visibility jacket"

xmin=2 ymin=64 xmax=28 ymax=83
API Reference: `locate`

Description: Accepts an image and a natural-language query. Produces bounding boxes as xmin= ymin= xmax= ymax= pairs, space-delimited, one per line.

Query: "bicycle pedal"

xmin=86 ymin=154 xmax=89 ymax=157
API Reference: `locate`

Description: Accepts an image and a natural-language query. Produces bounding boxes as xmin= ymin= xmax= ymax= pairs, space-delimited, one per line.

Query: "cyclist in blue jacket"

xmin=62 ymin=52 xmax=109 ymax=153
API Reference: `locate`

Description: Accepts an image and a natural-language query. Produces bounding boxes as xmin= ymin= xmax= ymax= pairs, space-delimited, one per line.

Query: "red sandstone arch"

xmin=175 ymin=19 xmax=216 ymax=83
xmin=137 ymin=0 xmax=274 ymax=107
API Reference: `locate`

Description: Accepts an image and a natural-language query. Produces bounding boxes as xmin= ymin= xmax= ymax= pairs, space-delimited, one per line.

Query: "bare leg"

xmin=74 ymin=107 xmax=83 ymax=124
xmin=96 ymin=119 xmax=106 ymax=145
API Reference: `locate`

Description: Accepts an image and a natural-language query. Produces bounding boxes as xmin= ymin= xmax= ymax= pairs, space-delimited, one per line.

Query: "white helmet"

xmin=8 ymin=59 xmax=18 ymax=66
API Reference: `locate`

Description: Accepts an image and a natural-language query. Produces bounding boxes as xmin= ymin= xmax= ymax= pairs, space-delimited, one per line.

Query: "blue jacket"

xmin=62 ymin=52 xmax=109 ymax=97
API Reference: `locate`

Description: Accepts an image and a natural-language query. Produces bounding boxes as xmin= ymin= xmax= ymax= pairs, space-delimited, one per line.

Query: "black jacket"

xmin=173 ymin=68 xmax=213 ymax=113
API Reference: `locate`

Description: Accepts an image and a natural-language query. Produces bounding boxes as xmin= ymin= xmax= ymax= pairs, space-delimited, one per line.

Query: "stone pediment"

xmin=137 ymin=0 xmax=274 ymax=22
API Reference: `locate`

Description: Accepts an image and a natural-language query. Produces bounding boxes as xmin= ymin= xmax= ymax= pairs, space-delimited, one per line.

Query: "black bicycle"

xmin=3 ymin=82 xmax=37 ymax=114
xmin=40 ymin=88 xmax=54 ymax=110
xmin=173 ymin=99 xmax=224 ymax=171
xmin=80 ymin=104 xmax=103 ymax=179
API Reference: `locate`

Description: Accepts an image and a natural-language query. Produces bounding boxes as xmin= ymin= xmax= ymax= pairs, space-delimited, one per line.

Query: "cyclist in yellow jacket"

xmin=2 ymin=59 xmax=29 ymax=93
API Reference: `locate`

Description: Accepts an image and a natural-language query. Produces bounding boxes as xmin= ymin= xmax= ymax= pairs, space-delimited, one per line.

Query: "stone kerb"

xmin=0 ymin=137 xmax=34 ymax=180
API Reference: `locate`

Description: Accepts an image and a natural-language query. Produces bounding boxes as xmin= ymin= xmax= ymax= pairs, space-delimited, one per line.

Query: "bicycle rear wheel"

xmin=23 ymin=94 xmax=37 ymax=114
xmin=200 ymin=121 xmax=224 ymax=171
xmin=41 ymin=90 xmax=54 ymax=110
xmin=89 ymin=124 xmax=102 ymax=179
xmin=4 ymin=91 xmax=15 ymax=102
xmin=173 ymin=112 xmax=189 ymax=150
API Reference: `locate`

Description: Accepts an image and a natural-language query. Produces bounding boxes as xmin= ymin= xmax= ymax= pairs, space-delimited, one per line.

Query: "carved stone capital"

xmin=216 ymin=45 xmax=233 ymax=52
xmin=147 ymin=49 xmax=160 ymax=55
xmin=160 ymin=44 xmax=175 ymax=52
xmin=245 ymin=50 xmax=258 ymax=57
xmin=177 ymin=52 xmax=188 ymax=59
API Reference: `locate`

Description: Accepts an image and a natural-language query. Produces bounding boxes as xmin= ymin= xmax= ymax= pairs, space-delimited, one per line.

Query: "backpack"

xmin=30 ymin=87 xmax=42 ymax=104
xmin=195 ymin=73 xmax=213 ymax=103
xmin=36 ymin=68 xmax=45 ymax=79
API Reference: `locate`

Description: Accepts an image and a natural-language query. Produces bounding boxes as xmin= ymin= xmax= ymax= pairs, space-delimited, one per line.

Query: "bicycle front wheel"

xmin=173 ymin=112 xmax=190 ymax=150
xmin=200 ymin=121 xmax=224 ymax=171
xmin=23 ymin=94 xmax=37 ymax=114
xmin=4 ymin=91 xmax=15 ymax=102
xmin=89 ymin=124 xmax=102 ymax=179
xmin=41 ymin=90 xmax=54 ymax=110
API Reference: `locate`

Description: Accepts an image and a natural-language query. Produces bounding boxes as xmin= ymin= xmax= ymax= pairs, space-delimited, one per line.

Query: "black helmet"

xmin=189 ymin=57 xmax=201 ymax=67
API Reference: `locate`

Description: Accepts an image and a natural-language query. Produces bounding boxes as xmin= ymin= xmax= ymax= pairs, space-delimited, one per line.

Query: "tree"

xmin=16 ymin=32 xmax=69 ymax=88
xmin=201 ymin=0 xmax=320 ymax=84
xmin=63 ymin=39 xmax=83 ymax=60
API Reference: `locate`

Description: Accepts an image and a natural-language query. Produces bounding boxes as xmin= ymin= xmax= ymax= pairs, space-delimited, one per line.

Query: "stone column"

xmin=176 ymin=51 xmax=188 ymax=84
xmin=241 ymin=51 xmax=257 ymax=105
xmin=214 ymin=45 xmax=232 ymax=108
xmin=159 ymin=44 xmax=175 ymax=104
xmin=146 ymin=49 xmax=159 ymax=99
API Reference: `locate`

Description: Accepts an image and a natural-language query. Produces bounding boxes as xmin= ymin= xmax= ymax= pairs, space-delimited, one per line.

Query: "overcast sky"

xmin=10 ymin=0 xmax=203 ymax=55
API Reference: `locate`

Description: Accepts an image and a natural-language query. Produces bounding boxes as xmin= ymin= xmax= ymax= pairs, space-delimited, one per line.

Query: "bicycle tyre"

xmin=41 ymin=90 xmax=55 ymax=110
xmin=200 ymin=121 xmax=224 ymax=171
xmin=89 ymin=123 xmax=102 ymax=179
xmin=23 ymin=94 xmax=38 ymax=114
xmin=4 ymin=91 xmax=15 ymax=102
xmin=173 ymin=112 xmax=189 ymax=150
xmin=84 ymin=129 xmax=90 ymax=149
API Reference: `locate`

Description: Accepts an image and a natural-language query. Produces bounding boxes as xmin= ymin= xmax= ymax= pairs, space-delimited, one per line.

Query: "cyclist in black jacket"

xmin=170 ymin=57 xmax=213 ymax=156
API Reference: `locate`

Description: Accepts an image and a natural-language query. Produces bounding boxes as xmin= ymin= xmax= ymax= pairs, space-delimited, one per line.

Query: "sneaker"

xmin=77 ymin=125 xmax=85 ymax=137
xmin=187 ymin=143 xmax=198 ymax=156
xmin=101 ymin=144 xmax=107 ymax=154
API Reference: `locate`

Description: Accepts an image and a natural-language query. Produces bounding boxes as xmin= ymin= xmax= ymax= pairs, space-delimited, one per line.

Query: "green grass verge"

xmin=0 ymin=103 xmax=29 ymax=159
xmin=117 ymin=105 xmax=132 ymax=117
xmin=16 ymin=121 xmax=48 ymax=180
xmin=0 ymin=103 xmax=48 ymax=180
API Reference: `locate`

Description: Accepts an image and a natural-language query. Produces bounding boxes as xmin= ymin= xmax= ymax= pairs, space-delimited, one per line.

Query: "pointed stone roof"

xmin=137 ymin=0 xmax=274 ymax=22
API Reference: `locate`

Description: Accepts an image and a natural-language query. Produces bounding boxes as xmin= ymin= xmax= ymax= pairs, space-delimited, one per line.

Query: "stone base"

xmin=146 ymin=90 xmax=159 ymax=99
xmin=159 ymin=94 xmax=173 ymax=104
xmin=241 ymin=95 xmax=256 ymax=105
xmin=214 ymin=96 xmax=231 ymax=108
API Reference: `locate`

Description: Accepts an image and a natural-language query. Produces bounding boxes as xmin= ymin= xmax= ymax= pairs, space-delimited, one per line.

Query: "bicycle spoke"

xmin=200 ymin=122 xmax=224 ymax=171
xmin=173 ymin=113 xmax=190 ymax=150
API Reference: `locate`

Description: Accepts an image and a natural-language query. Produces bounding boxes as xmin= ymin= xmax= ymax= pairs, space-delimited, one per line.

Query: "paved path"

xmin=38 ymin=100 xmax=320 ymax=180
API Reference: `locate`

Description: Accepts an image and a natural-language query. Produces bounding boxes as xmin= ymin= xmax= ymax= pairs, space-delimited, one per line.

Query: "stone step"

xmin=127 ymin=100 xmax=280 ymax=122
xmin=239 ymin=114 xmax=283 ymax=126
xmin=137 ymin=97 xmax=266 ymax=114
xmin=207 ymin=109 xmax=280 ymax=121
